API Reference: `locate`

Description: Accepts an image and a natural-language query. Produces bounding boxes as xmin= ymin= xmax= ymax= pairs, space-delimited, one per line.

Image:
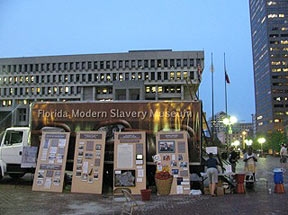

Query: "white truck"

xmin=0 ymin=126 xmax=66 ymax=180
xmin=0 ymin=127 xmax=31 ymax=179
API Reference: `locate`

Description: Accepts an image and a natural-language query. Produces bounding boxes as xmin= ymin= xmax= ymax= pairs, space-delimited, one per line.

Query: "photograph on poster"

xmin=172 ymin=169 xmax=179 ymax=175
xmin=86 ymin=141 xmax=94 ymax=151
xmin=170 ymin=160 xmax=177 ymax=167
xmin=178 ymin=154 xmax=183 ymax=161
xmin=78 ymin=151 xmax=83 ymax=157
xmin=84 ymin=152 xmax=93 ymax=159
xmin=180 ymin=161 xmax=188 ymax=168
xmin=114 ymin=170 xmax=136 ymax=187
xmin=95 ymin=144 xmax=102 ymax=150
xmin=76 ymin=171 xmax=81 ymax=177
xmin=36 ymin=179 xmax=44 ymax=185
xmin=53 ymin=178 xmax=60 ymax=186
xmin=159 ymin=141 xmax=175 ymax=153
xmin=163 ymin=155 xmax=171 ymax=161
xmin=177 ymin=177 xmax=183 ymax=185
xmin=77 ymin=158 xmax=82 ymax=164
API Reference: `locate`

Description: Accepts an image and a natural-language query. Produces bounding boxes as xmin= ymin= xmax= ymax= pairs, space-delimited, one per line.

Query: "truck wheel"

xmin=9 ymin=173 xmax=25 ymax=179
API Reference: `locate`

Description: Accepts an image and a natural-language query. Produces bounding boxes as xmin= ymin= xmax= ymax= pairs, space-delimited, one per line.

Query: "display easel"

xmin=156 ymin=131 xmax=190 ymax=195
xmin=32 ymin=132 xmax=70 ymax=193
xmin=71 ymin=131 xmax=106 ymax=194
xmin=113 ymin=131 xmax=146 ymax=195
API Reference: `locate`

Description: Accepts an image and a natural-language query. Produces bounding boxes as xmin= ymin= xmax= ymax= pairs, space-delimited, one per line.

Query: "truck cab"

xmin=0 ymin=127 xmax=30 ymax=179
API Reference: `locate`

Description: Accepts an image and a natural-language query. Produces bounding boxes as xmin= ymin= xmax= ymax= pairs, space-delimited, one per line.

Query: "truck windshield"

xmin=4 ymin=130 xmax=23 ymax=145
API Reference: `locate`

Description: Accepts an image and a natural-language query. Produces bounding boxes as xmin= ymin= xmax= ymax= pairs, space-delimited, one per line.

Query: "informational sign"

xmin=71 ymin=131 xmax=106 ymax=194
xmin=32 ymin=132 xmax=70 ymax=193
xmin=156 ymin=131 xmax=190 ymax=195
xmin=113 ymin=132 xmax=146 ymax=194
xmin=21 ymin=146 xmax=38 ymax=168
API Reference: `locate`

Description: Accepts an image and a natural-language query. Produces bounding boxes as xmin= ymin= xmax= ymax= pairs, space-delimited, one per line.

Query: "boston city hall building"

xmin=0 ymin=49 xmax=204 ymax=129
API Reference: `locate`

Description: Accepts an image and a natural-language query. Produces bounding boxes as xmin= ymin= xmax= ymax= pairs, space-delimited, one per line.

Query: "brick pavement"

xmin=1 ymin=155 xmax=288 ymax=215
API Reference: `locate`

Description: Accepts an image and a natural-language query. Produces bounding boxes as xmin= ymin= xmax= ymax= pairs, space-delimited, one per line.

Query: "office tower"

xmin=249 ymin=0 xmax=288 ymax=133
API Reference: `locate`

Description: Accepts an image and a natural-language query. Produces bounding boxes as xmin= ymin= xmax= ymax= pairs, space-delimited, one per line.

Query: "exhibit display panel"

xmin=156 ymin=131 xmax=190 ymax=195
xmin=32 ymin=132 xmax=70 ymax=192
xmin=113 ymin=132 xmax=146 ymax=194
xmin=71 ymin=131 xmax=106 ymax=194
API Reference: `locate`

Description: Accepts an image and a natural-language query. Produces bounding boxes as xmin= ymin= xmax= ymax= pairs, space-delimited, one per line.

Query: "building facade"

xmin=0 ymin=49 xmax=204 ymax=130
xmin=249 ymin=0 xmax=288 ymax=134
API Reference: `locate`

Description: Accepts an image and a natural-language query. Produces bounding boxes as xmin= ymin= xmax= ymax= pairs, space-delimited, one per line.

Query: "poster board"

xmin=32 ymin=132 xmax=70 ymax=193
xmin=113 ymin=132 xmax=146 ymax=194
xmin=71 ymin=131 xmax=106 ymax=194
xmin=156 ymin=131 xmax=190 ymax=195
xmin=21 ymin=146 xmax=38 ymax=168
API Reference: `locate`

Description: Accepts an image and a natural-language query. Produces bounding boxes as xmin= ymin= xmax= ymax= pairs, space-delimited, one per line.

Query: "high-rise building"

xmin=249 ymin=0 xmax=288 ymax=134
xmin=0 ymin=49 xmax=204 ymax=130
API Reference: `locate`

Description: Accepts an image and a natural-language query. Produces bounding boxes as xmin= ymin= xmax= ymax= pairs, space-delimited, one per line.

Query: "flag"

xmin=225 ymin=71 xmax=230 ymax=84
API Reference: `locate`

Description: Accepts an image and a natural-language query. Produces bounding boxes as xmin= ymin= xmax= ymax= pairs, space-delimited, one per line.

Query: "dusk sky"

xmin=0 ymin=0 xmax=254 ymax=122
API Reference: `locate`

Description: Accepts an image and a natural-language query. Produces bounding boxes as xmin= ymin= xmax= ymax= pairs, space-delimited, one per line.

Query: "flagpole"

xmin=211 ymin=53 xmax=215 ymax=142
xmin=224 ymin=53 xmax=228 ymax=115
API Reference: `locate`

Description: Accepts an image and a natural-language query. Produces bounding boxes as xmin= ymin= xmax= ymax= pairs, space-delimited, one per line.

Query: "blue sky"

xmin=0 ymin=0 xmax=254 ymax=122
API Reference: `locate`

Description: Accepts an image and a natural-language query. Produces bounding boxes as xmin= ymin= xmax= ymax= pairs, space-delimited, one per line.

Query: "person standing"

xmin=205 ymin=153 xmax=219 ymax=197
xmin=243 ymin=147 xmax=257 ymax=181
xmin=280 ymin=143 xmax=287 ymax=170
xmin=229 ymin=147 xmax=239 ymax=173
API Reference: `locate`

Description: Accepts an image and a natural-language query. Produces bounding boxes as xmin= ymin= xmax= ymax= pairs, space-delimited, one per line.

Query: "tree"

xmin=267 ymin=131 xmax=287 ymax=153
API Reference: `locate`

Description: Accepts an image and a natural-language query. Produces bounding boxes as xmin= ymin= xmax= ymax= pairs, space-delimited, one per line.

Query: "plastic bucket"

xmin=273 ymin=168 xmax=283 ymax=184
xmin=140 ymin=189 xmax=151 ymax=201
xmin=235 ymin=174 xmax=245 ymax=184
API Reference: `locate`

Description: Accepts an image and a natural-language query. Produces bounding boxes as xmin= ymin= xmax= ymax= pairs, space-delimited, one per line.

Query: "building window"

xmin=94 ymin=61 xmax=98 ymax=69
xmin=112 ymin=61 xmax=117 ymax=69
xmin=151 ymin=60 xmax=155 ymax=68
xmin=164 ymin=59 xmax=168 ymax=67
xmin=138 ymin=60 xmax=142 ymax=68
xmin=106 ymin=61 xmax=110 ymax=69
xmin=189 ymin=59 xmax=194 ymax=67
xmin=170 ymin=59 xmax=175 ymax=67
xmin=157 ymin=59 xmax=162 ymax=67
xmin=125 ymin=60 xmax=129 ymax=68
xmin=176 ymin=59 xmax=181 ymax=67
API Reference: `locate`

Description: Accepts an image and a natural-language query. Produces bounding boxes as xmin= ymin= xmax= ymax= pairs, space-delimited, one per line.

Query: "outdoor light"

xmin=258 ymin=137 xmax=266 ymax=154
xmin=245 ymin=139 xmax=253 ymax=146
xmin=223 ymin=115 xmax=238 ymax=148
xmin=231 ymin=140 xmax=240 ymax=147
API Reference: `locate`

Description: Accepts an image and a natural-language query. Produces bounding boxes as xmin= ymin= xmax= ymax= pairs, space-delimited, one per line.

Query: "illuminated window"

xmin=145 ymin=86 xmax=150 ymax=93
xmin=170 ymin=72 xmax=175 ymax=80
xmin=176 ymin=71 xmax=181 ymax=80
xmin=158 ymin=86 xmax=163 ymax=93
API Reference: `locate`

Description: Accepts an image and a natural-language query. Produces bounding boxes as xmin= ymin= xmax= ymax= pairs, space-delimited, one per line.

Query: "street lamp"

xmin=258 ymin=137 xmax=266 ymax=155
xmin=231 ymin=140 xmax=240 ymax=149
xmin=223 ymin=116 xmax=237 ymax=148
xmin=245 ymin=139 xmax=253 ymax=147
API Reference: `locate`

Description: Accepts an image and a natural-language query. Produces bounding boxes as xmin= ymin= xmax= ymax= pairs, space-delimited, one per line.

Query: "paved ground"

xmin=1 ymin=155 xmax=288 ymax=215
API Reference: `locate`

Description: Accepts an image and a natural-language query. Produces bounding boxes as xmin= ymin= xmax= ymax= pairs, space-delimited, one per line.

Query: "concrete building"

xmin=0 ymin=49 xmax=204 ymax=130
xmin=249 ymin=0 xmax=288 ymax=134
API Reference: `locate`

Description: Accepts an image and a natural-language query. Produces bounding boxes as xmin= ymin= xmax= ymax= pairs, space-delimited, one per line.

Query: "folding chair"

xmin=121 ymin=189 xmax=145 ymax=215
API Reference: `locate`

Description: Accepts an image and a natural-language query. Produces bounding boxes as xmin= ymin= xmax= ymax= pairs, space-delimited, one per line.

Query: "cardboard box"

xmin=204 ymin=187 xmax=210 ymax=195
xmin=217 ymin=187 xmax=224 ymax=196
